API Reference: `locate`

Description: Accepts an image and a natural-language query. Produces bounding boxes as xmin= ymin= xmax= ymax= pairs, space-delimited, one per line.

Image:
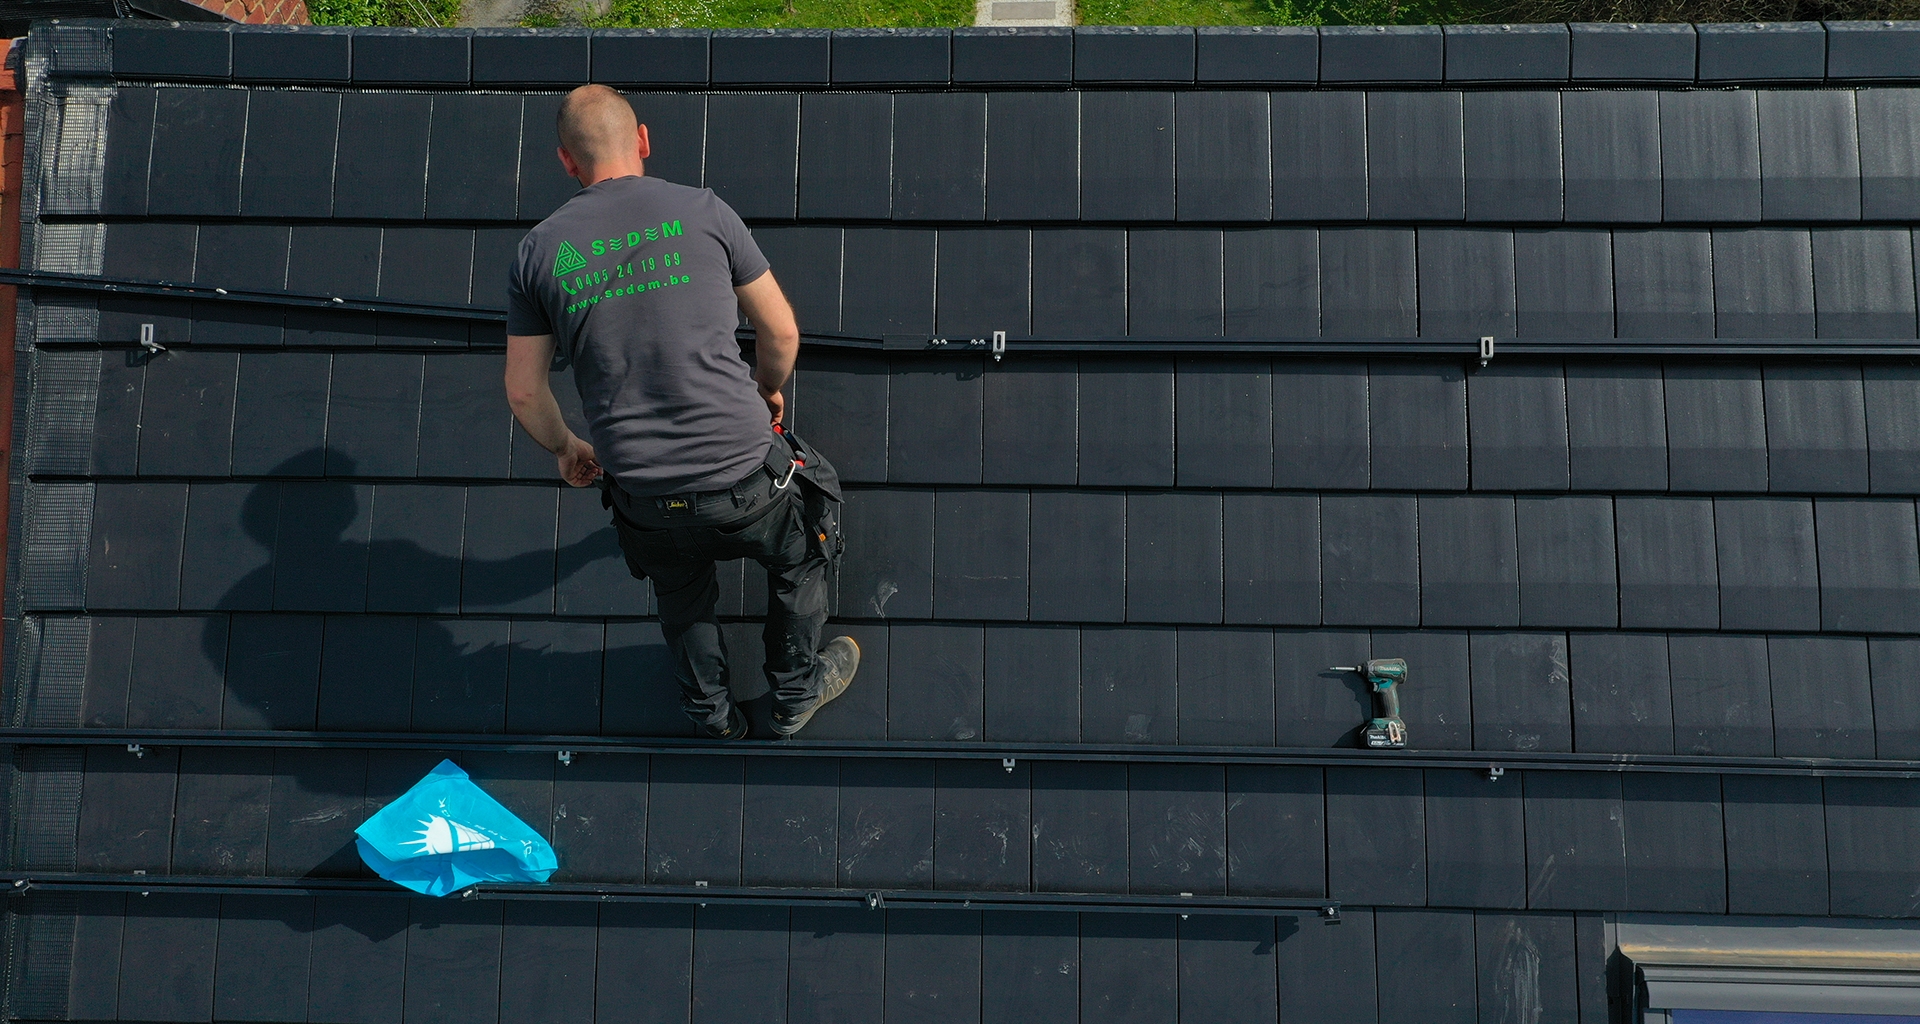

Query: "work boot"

xmin=770 ymin=636 xmax=860 ymax=738
xmin=702 ymin=703 xmax=750 ymax=741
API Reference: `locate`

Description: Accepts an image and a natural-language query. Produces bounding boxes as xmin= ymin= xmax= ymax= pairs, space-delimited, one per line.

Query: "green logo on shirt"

xmin=552 ymin=240 xmax=588 ymax=278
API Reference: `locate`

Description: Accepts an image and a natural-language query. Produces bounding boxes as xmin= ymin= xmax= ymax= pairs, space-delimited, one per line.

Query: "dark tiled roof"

xmin=13 ymin=20 xmax=1920 ymax=1022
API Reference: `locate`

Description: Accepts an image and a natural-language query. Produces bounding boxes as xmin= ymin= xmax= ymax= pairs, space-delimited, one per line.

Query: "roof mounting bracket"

xmin=138 ymin=324 xmax=165 ymax=357
xmin=992 ymin=330 xmax=1007 ymax=362
xmin=1478 ymin=336 xmax=1495 ymax=368
xmin=1320 ymin=905 xmax=1342 ymax=925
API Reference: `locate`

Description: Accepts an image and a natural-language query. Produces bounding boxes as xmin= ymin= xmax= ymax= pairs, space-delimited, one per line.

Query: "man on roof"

xmin=504 ymin=84 xmax=858 ymax=742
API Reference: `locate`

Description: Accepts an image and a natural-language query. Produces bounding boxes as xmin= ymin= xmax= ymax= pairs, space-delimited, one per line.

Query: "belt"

xmin=606 ymin=444 xmax=792 ymax=526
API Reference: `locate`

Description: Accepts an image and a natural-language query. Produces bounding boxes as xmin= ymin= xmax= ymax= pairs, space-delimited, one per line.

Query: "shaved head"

xmin=556 ymin=85 xmax=640 ymax=168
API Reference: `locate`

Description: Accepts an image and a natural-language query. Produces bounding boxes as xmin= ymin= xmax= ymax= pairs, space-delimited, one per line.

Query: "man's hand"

xmin=557 ymin=435 xmax=602 ymax=487
xmin=760 ymin=382 xmax=785 ymax=425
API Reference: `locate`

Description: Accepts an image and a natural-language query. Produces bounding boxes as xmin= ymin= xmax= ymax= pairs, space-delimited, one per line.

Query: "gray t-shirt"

xmin=507 ymin=175 xmax=773 ymax=496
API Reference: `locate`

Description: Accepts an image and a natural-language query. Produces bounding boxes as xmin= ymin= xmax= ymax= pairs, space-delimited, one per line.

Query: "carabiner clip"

xmin=773 ymin=459 xmax=800 ymax=490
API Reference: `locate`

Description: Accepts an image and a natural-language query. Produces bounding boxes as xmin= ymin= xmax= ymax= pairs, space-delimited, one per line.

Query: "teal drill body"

xmin=1332 ymin=659 xmax=1409 ymax=749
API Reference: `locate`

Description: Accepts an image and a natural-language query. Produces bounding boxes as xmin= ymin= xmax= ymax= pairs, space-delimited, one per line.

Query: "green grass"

xmin=1077 ymin=0 xmax=1502 ymax=24
xmin=309 ymin=0 xmax=461 ymax=27
xmin=529 ymin=0 xmax=972 ymax=29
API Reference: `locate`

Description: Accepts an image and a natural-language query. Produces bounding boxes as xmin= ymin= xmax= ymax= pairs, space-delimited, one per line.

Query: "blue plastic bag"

xmin=355 ymin=759 xmax=558 ymax=897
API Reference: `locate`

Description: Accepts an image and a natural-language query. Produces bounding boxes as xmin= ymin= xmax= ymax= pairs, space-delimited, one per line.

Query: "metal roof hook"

xmin=138 ymin=323 xmax=165 ymax=357
xmin=865 ymin=891 xmax=885 ymax=910
xmin=991 ymin=330 xmax=1007 ymax=363
xmin=1478 ymin=336 xmax=1495 ymax=368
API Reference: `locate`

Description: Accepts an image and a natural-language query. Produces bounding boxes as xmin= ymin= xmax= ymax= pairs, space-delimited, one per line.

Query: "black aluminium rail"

xmin=10 ymin=268 xmax=1920 ymax=359
xmin=10 ymin=728 xmax=1920 ymax=779
xmin=0 ymin=872 xmax=1343 ymax=919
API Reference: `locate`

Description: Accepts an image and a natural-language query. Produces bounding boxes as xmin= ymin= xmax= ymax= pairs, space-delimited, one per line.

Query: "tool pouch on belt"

xmin=769 ymin=424 xmax=845 ymax=575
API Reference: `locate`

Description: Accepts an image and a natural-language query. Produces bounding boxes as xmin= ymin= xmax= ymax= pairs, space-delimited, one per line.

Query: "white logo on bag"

xmin=401 ymin=815 xmax=498 ymax=857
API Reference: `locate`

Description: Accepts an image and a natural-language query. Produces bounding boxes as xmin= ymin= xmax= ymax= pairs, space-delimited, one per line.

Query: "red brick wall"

xmin=189 ymin=0 xmax=311 ymax=23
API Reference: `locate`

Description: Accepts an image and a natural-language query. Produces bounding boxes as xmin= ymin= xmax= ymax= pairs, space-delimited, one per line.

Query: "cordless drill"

xmin=1331 ymin=659 xmax=1408 ymax=750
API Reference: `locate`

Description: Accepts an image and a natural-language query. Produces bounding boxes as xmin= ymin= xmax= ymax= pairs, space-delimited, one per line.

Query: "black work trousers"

xmin=610 ymin=465 xmax=830 ymax=732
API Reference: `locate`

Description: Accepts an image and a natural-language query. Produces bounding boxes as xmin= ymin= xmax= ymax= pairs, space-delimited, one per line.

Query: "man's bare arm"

xmin=735 ymin=270 xmax=799 ymax=425
xmin=505 ymin=333 xmax=602 ymax=487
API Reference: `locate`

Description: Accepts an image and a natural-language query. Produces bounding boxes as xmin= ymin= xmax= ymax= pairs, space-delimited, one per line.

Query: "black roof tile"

xmin=1568 ymin=22 xmax=1696 ymax=81
xmin=892 ymin=93 xmax=986 ymax=221
xmin=1865 ymin=364 xmax=1920 ymax=493
xmin=1570 ymin=633 xmax=1671 ymax=753
xmin=1857 ymin=89 xmax=1920 ymax=219
xmin=1523 ymin=771 xmax=1627 ymax=908
xmin=710 ymin=28 xmax=830 ymax=85
xmin=1420 ymin=495 xmax=1520 ymax=628
xmin=426 ymin=95 xmax=522 ymax=220
xmin=1826 ymin=19 xmax=1920 ymax=79
xmin=1028 ymin=491 xmax=1125 ymax=622
xmin=1073 ymin=26 xmax=1194 ymax=84
xmin=1225 ymin=230 xmax=1318 ymax=336
xmin=1124 ymin=492 xmax=1224 ymax=624
xmin=704 ymin=92 xmax=798 ymax=219
xmin=797 ymin=94 xmax=889 ymax=220
xmin=1079 ymin=626 xmax=1177 ymax=742
xmin=1270 ymin=91 xmax=1366 ymax=221
xmin=1659 ymin=353 xmax=1761 ymax=479
xmin=1319 ymin=25 xmax=1443 ymax=83
xmin=1561 ymin=90 xmax=1662 ymax=224
xmin=1826 ymin=776 xmax=1920 ymax=916
xmin=1764 ymin=364 xmax=1871 ymax=492
xmin=1696 ymin=21 xmax=1826 ymax=81
xmin=1176 ymin=627 xmax=1276 ymax=743
xmin=1713 ymin=228 xmax=1816 ymax=338
xmin=1443 ymin=23 xmax=1570 ymax=82
xmin=985 ymin=92 xmax=1077 ymax=221
xmin=1417 ymin=227 xmax=1515 ymax=337
xmin=471 ymin=27 xmax=588 ymax=85
xmin=1623 ymin=772 xmax=1725 ymax=911
xmin=1471 ymin=631 xmax=1573 ymax=751
xmin=1194 ymin=25 xmax=1316 ymax=83
xmin=1671 ymin=633 xmax=1774 ymax=755
xmin=888 ymin=360 xmax=984 ymax=483
xmin=1271 ymin=360 xmax=1368 ymax=488
xmin=933 ymin=493 xmax=1028 ymax=620
xmin=1426 ymin=767 xmax=1528 ymax=907
xmin=1724 ymin=774 xmax=1828 ymax=913
xmin=1715 ymin=498 xmax=1821 ymax=631
xmin=1175 ymin=92 xmax=1270 ymax=221
xmin=590 ymin=29 xmax=709 ymax=86
xmin=1367 ymin=361 xmax=1467 ymax=489
xmin=1468 ymin=363 xmax=1571 ymax=491
xmin=1759 ymin=90 xmax=1864 ymax=221
xmin=232 ymin=25 xmax=352 ymax=83
xmin=951 ymin=26 xmax=1072 ymax=84
xmin=1465 ymin=91 xmax=1563 ymax=222
xmin=114 ymin=21 xmax=230 ymax=81
xmin=1378 ymin=910 xmax=1477 ymax=1020
xmin=830 ymin=28 xmax=949 ymax=85
xmin=983 ymin=626 xmax=1079 ymax=741
xmin=1518 ymin=497 xmax=1617 ymax=628
xmin=1365 ymin=91 xmax=1464 ymax=221
xmin=1080 ymin=91 xmax=1175 ymax=221
xmin=1328 ymin=767 xmax=1427 ymax=903
xmin=1660 ymin=90 xmax=1763 ymax=221
xmin=351 ymin=27 xmax=470 ymax=85
xmin=1177 ymin=358 xmax=1274 ymax=487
